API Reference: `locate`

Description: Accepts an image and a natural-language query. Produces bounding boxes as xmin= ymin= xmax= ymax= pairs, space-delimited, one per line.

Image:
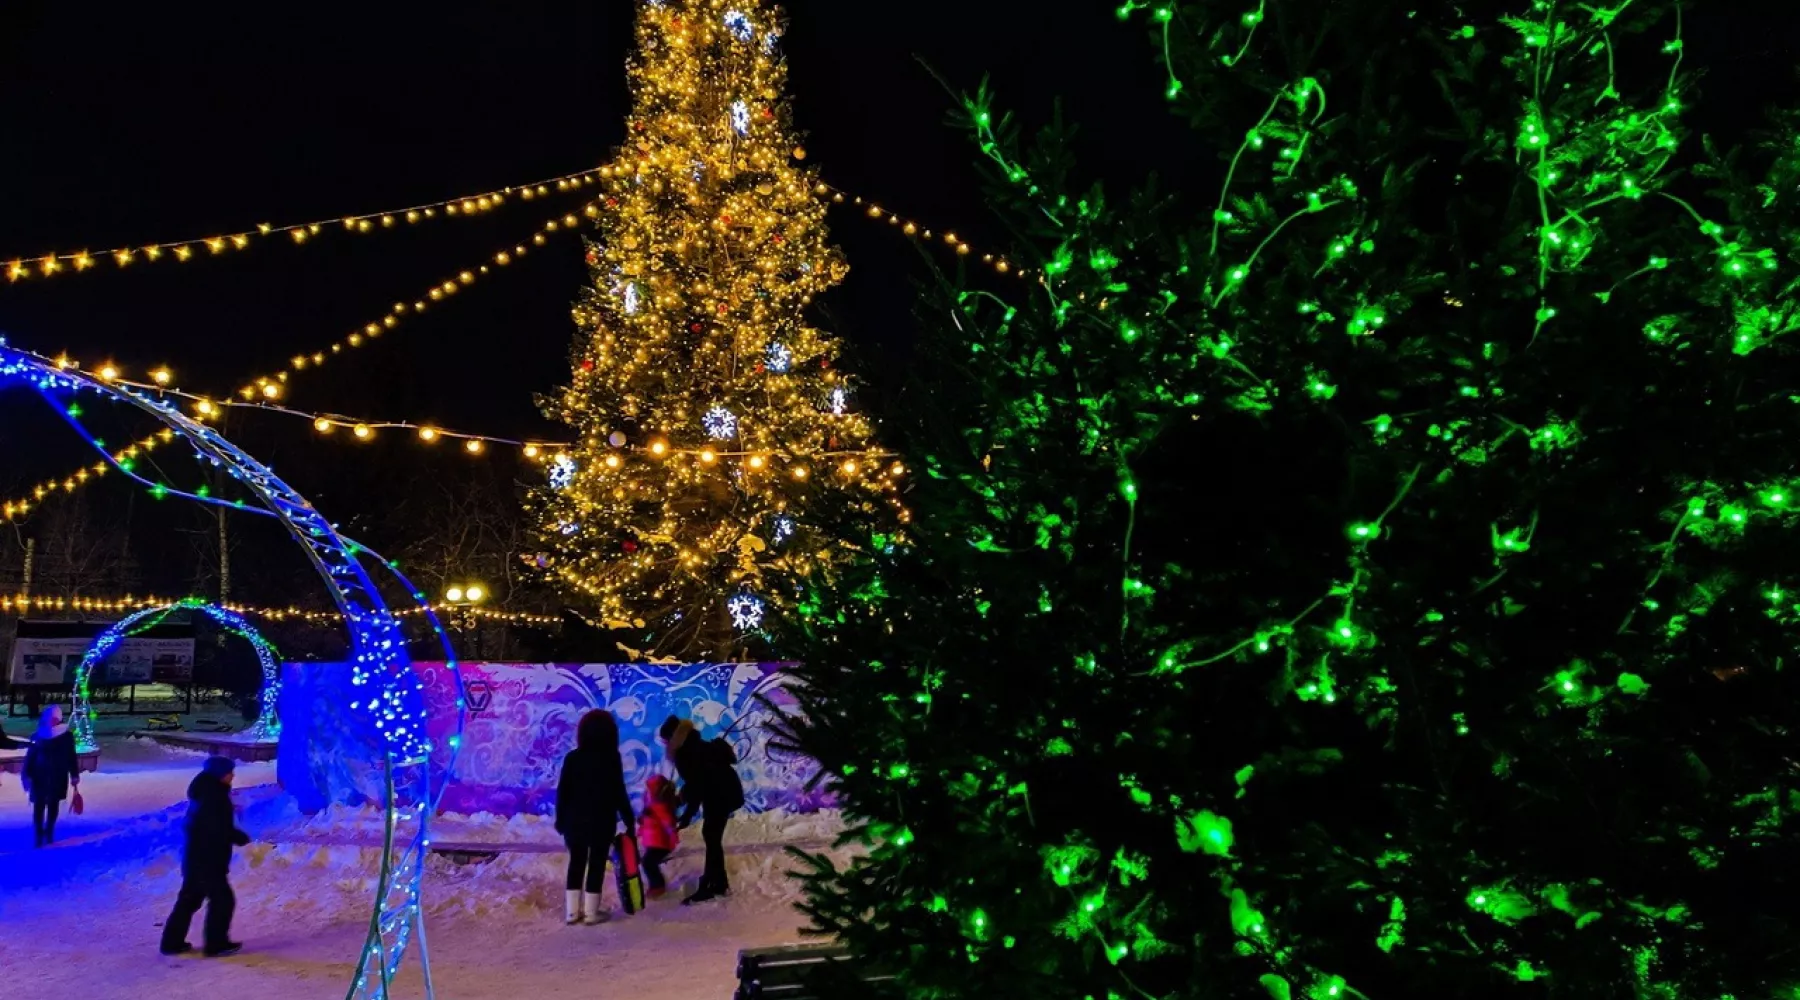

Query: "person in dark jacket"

xmin=160 ymin=756 xmax=250 ymax=957
xmin=658 ymin=714 xmax=745 ymax=905
xmin=554 ymin=709 xmax=634 ymax=925
xmin=21 ymin=705 xmax=80 ymax=847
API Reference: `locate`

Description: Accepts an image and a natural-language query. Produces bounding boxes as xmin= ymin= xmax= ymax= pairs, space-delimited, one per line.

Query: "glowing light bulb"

xmin=445 ymin=587 xmax=464 ymax=603
xmin=353 ymin=424 xmax=373 ymax=439
xmin=793 ymin=466 xmax=810 ymax=480
xmin=464 ymin=585 xmax=485 ymax=603
xmin=98 ymin=364 xmax=119 ymax=380
xmin=150 ymin=368 xmax=172 ymax=386
xmin=650 ymin=439 xmax=668 ymax=456
xmin=314 ymin=418 xmax=333 ymax=433
xmin=418 ymin=427 xmax=439 ymax=442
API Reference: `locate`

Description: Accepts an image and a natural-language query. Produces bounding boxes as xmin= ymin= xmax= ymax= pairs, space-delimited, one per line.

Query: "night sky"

xmin=0 ymin=1 xmax=1792 ymax=601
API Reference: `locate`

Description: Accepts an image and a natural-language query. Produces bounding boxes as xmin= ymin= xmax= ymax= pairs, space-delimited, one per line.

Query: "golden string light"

xmin=0 ymin=592 xmax=562 ymax=627
xmin=216 ymin=200 xmax=601 ymax=403
xmin=1 ymin=429 xmax=177 ymax=521
xmin=814 ymin=181 xmax=1033 ymax=280
xmin=2 ymin=166 xmax=605 ymax=284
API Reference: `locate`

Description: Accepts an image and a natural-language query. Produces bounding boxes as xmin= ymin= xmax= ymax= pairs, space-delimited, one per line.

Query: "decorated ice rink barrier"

xmin=282 ymin=661 xmax=829 ymax=817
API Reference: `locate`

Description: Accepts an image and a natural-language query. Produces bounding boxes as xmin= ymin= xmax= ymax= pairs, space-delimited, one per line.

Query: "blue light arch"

xmin=0 ymin=342 xmax=463 ymax=1000
xmin=71 ymin=598 xmax=282 ymax=752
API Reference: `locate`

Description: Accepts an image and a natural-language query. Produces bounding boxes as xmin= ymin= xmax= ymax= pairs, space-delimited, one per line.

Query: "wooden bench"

xmin=0 ymin=747 xmax=100 ymax=776
xmin=735 ymin=944 xmax=886 ymax=1000
xmin=427 ymin=840 xmax=563 ymax=865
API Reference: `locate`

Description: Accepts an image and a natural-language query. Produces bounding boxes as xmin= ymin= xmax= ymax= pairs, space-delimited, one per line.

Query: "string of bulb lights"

xmin=3 ymin=176 xmax=1012 ymax=520
xmin=221 ymin=201 xmax=603 ymax=403
xmin=1 ymin=167 xmax=605 ymax=284
xmin=0 ymin=428 xmax=177 ymax=521
xmin=813 ymin=182 xmax=1032 ymax=280
xmin=0 ymin=592 xmax=562 ymax=627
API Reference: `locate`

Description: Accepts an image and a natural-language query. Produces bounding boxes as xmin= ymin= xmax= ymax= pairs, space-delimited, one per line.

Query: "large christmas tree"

xmin=784 ymin=1 xmax=1800 ymax=996
xmin=534 ymin=0 xmax=895 ymax=658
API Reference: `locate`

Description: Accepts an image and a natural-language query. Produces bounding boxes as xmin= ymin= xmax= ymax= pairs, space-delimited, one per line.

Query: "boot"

xmin=564 ymin=890 xmax=584 ymax=925
xmin=681 ymin=879 xmax=721 ymax=906
xmin=583 ymin=892 xmax=608 ymax=924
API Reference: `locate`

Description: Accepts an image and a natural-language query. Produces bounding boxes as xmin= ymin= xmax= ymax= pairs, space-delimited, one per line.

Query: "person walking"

xmin=554 ymin=709 xmax=634 ymax=925
xmin=22 ymin=705 xmax=81 ymax=847
xmin=658 ymin=715 xmax=745 ymax=905
xmin=160 ymin=756 xmax=250 ymax=957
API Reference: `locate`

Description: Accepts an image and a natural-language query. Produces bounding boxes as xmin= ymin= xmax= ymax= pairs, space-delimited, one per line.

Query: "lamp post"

xmin=443 ymin=583 xmax=487 ymax=660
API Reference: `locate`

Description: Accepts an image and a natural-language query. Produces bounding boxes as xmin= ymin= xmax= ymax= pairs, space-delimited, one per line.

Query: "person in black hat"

xmin=658 ymin=714 xmax=745 ymax=904
xmin=159 ymin=756 xmax=250 ymax=957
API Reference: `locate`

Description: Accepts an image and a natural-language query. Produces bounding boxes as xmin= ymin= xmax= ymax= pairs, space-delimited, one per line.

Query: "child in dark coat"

xmin=22 ymin=705 xmax=81 ymax=847
xmin=637 ymin=775 xmax=680 ymax=897
xmin=554 ymin=709 xmax=634 ymax=925
xmin=658 ymin=715 xmax=745 ymax=905
xmin=160 ymin=756 xmax=250 ymax=957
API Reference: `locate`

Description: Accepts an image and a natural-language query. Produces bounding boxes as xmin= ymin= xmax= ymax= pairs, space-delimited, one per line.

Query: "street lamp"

xmin=444 ymin=583 xmax=488 ymax=658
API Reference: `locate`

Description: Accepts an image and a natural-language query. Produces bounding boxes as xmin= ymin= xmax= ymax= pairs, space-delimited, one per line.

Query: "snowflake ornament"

xmin=723 ymin=10 xmax=753 ymax=40
xmin=703 ymin=405 xmax=738 ymax=439
xmin=829 ymin=387 xmax=848 ymax=415
xmin=765 ymin=342 xmax=792 ymax=372
xmin=622 ymin=282 xmax=641 ymax=315
xmin=772 ymin=515 xmax=795 ymax=545
xmin=730 ymin=101 xmax=751 ymax=136
xmin=549 ymin=454 xmax=577 ymax=490
xmin=727 ymin=591 xmax=766 ymax=630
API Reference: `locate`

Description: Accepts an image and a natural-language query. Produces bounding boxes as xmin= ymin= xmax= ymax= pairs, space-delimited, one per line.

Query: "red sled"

xmin=613 ymin=831 xmax=646 ymax=914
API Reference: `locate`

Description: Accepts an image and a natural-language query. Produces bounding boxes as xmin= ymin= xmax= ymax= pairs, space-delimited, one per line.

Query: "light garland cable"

xmin=2 ymin=166 xmax=604 ymax=284
xmin=814 ymin=181 xmax=1034 ymax=280
xmin=1 ymin=427 xmax=177 ymax=520
xmin=0 ymin=592 xmax=562 ymax=627
xmin=220 ymin=201 xmax=602 ymax=402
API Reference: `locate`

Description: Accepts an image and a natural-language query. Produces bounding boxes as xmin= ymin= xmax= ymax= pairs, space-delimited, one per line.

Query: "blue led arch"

xmin=0 ymin=342 xmax=464 ymax=1000
xmin=71 ymin=598 xmax=282 ymax=752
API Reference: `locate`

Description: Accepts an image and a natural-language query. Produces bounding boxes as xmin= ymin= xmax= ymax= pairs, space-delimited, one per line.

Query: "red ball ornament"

xmin=821 ymin=359 xmax=832 ymax=369
xmin=772 ymin=234 xmax=785 ymax=244
xmin=581 ymin=359 xmax=595 ymax=371
xmin=605 ymin=197 xmax=619 ymax=208
xmin=720 ymin=214 xmax=733 ymax=226
xmin=622 ymin=540 xmax=639 ymax=554
xmin=585 ymin=250 xmax=599 ymax=264
xmin=762 ymin=107 xmax=774 ymax=119
xmin=689 ymin=321 xmax=704 ymax=333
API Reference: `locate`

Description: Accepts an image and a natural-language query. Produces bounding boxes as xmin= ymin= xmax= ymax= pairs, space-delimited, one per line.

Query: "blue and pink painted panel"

xmin=279 ymin=661 xmax=829 ymax=818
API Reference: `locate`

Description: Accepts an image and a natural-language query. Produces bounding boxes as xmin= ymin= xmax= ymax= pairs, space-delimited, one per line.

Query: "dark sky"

xmin=0 ymin=0 xmax=1791 ymax=598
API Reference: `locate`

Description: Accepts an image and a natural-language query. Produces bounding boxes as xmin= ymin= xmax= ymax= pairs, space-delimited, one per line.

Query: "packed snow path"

xmin=0 ymin=736 xmax=844 ymax=999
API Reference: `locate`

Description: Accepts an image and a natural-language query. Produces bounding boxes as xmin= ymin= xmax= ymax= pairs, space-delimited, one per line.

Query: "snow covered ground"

xmin=0 ymin=733 xmax=848 ymax=999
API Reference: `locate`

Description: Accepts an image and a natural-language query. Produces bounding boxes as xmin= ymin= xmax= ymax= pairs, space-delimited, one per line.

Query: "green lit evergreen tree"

xmin=782 ymin=1 xmax=1800 ymax=996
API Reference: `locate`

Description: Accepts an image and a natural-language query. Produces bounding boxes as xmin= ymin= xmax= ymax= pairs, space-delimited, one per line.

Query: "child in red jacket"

xmin=637 ymin=775 xmax=681 ymax=897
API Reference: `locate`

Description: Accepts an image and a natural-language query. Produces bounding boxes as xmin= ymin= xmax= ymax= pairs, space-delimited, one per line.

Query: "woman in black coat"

xmin=554 ymin=709 xmax=634 ymax=925
xmin=22 ymin=705 xmax=80 ymax=847
xmin=659 ymin=715 xmax=745 ymax=905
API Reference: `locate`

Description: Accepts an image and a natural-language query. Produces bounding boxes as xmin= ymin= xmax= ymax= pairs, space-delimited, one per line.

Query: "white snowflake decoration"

xmin=723 ymin=10 xmax=753 ymax=40
xmin=703 ymin=405 xmax=738 ymax=439
xmin=829 ymin=387 xmax=848 ymax=415
xmin=765 ymin=342 xmax=792 ymax=372
xmin=772 ymin=515 xmax=795 ymax=545
xmin=549 ymin=454 xmax=577 ymax=490
xmin=622 ymin=282 xmax=641 ymax=315
xmin=730 ymin=100 xmax=751 ymax=136
xmin=765 ymin=30 xmax=780 ymax=53
xmin=727 ymin=592 xmax=766 ymax=630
